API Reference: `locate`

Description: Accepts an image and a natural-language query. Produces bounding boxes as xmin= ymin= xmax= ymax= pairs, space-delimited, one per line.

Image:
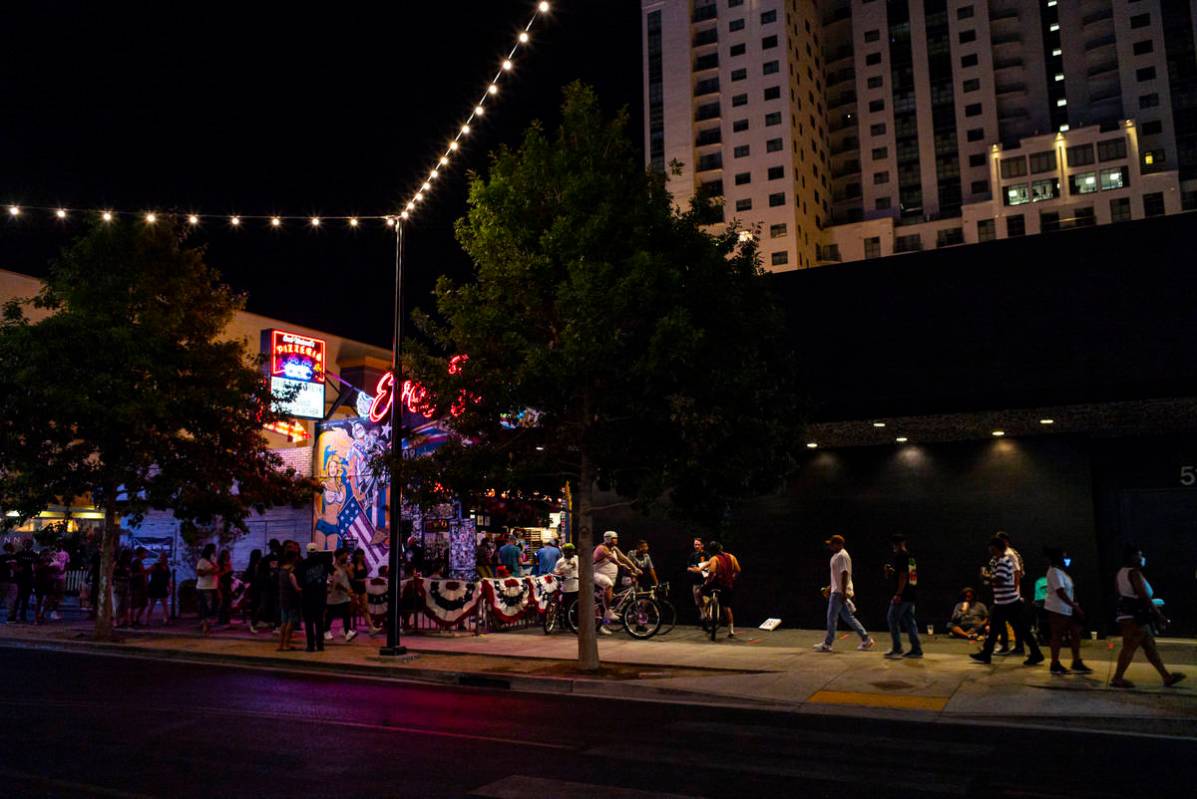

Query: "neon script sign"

xmin=368 ymin=355 xmax=476 ymax=423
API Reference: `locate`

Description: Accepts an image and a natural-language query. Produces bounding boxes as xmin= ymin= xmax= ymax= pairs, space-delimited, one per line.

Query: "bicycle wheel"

xmin=565 ymin=597 xmax=579 ymax=633
xmin=543 ymin=599 xmax=559 ymax=634
xmin=708 ymin=594 xmax=720 ymax=641
xmin=656 ymin=598 xmax=677 ymax=636
xmin=622 ymin=597 xmax=662 ymax=639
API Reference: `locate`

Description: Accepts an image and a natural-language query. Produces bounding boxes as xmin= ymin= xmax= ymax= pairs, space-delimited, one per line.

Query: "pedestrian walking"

xmin=883 ymin=534 xmax=923 ymax=659
xmin=44 ymin=542 xmax=68 ymax=621
xmin=1109 ymin=545 xmax=1185 ymax=689
xmin=814 ymin=534 xmax=875 ymax=652
xmin=991 ymin=531 xmax=1026 ymax=655
xmin=1042 ymin=548 xmax=1092 ymax=676
xmin=195 ymin=544 xmax=219 ymax=636
xmin=129 ymin=547 xmax=149 ymax=627
xmin=299 ymin=544 xmax=331 ymax=651
xmin=251 ymin=539 xmax=281 ymax=634
xmin=325 ymin=550 xmax=357 ymax=642
xmin=971 ymin=537 xmax=1044 ymax=666
xmin=276 ymin=549 xmax=302 ymax=652
xmin=34 ymin=547 xmax=56 ymax=624
xmin=146 ymin=552 xmax=172 ymax=625
xmin=0 ymin=543 xmax=17 ymax=622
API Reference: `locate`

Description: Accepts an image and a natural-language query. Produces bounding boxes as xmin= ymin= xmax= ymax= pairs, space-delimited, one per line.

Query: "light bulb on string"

xmin=145 ymin=213 xmax=158 ymax=224
xmin=8 ymin=205 xmax=20 ymax=217
xmin=406 ymin=201 xmax=415 ymax=211
xmin=310 ymin=217 xmax=321 ymax=227
xmin=414 ymin=192 xmax=424 ymax=203
xmin=101 ymin=211 xmax=113 ymax=223
xmin=488 ymin=84 xmax=498 ymax=95
xmin=461 ymin=124 xmax=471 ymax=135
xmin=440 ymin=156 xmax=450 ymax=165
xmin=519 ymin=32 xmax=529 ymax=43
xmin=430 ymin=169 xmax=439 ymax=179
xmin=187 ymin=214 xmax=200 ymax=225
xmin=449 ymin=141 xmax=459 ymax=151
xmin=55 ymin=209 xmax=67 ymax=219
xmin=349 ymin=217 xmax=359 ymax=228
xmin=421 ymin=182 xmax=431 ymax=192
xmin=538 ymin=1 xmax=549 ymax=12
xmin=271 ymin=217 xmax=282 ymax=228
xmin=474 ymin=105 xmax=485 ymax=116
xmin=230 ymin=216 xmax=242 ymax=227
xmin=400 ymin=211 xmax=409 ymax=221
xmin=502 ymin=59 xmax=513 ymax=71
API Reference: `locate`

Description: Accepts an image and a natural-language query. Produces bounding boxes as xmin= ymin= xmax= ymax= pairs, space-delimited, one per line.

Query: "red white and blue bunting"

xmin=481 ymin=577 xmax=533 ymax=624
xmin=415 ymin=577 xmax=483 ymax=628
xmin=527 ymin=574 xmax=560 ymax=613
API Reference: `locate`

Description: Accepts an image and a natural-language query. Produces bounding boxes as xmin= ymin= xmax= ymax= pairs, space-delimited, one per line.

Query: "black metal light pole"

xmin=380 ymin=222 xmax=407 ymax=656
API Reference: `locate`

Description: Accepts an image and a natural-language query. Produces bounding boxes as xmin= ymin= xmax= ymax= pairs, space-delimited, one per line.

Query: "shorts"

xmin=593 ymin=573 xmax=614 ymax=590
xmin=279 ymin=607 xmax=301 ymax=625
xmin=196 ymin=589 xmax=218 ymax=621
xmin=702 ymin=583 xmax=734 ymax=609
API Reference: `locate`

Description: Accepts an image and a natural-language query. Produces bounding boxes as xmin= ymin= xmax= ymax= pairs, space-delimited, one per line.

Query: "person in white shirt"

xmin=1043 ymin=548 xmax=1092 ymax=675
xmin=194 ymin=544 xmax=219 ymax=636
xmin=552 ymin=543 xmax=580 ymax=612
xmin=814 ymin=535 xmax=874 ymax=652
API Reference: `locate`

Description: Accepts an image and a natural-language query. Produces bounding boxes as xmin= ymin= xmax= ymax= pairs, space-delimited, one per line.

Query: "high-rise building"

xmin=642 ymin=0 xmax=1197 ymax=269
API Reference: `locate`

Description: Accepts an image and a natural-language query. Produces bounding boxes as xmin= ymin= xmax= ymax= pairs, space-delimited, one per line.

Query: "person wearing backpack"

xmin=698 ymin=541 xmax=741 ymax=639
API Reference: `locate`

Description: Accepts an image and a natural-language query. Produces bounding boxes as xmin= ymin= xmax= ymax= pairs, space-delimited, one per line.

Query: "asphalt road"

xmin=0 ymin=646 xmax=1193 ymax=799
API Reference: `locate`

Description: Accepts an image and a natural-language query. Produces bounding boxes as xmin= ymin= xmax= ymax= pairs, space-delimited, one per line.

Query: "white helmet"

xmin=602 ymin=530 xmax=618 ymax=542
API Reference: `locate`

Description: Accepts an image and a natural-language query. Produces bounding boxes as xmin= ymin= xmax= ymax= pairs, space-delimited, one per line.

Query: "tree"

xmin=404 ymin=84 xmax=802 ymax=670
xmin=0 ymin=220 xmax=317 ymax=640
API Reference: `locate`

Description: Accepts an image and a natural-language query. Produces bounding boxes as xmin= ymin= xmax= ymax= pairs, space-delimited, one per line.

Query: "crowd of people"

xmin=0 ymin=539 xmax=70 ymax=625
xmin=810 ymin=530 xmax=1186 ymax=687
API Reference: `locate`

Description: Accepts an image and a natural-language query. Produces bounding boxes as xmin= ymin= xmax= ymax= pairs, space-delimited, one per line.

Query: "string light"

xmin=271 ymin=216 xmax=282 ymax=228
xmin=230 ymin=215 xmax=242 ymax=227
xmin=145 ymin=213 xmax=158 ymax=224
xmin=55 ymin=209 xmax=67 ymax=219
xmin=309 ymin=217 xmax=321 ymax=227
xmin=488 ymin=83 xmax=498 ymax=95
xmin=101 ymin=211 xmax=113 ymax=222
xmin=502 ymin=59 xmax=513 ymax=71
xmin=474 ymin=105 xmax=485 ymax=116
xmin=7 ymin=206 xmax=20 ymax=217
xmin=188 ymin=214 xmax=200 ymax=225
xmin=519 ymin=32 xmax=530 ymax=43
xmin=349 ymin=217 xmax=359 ymax=228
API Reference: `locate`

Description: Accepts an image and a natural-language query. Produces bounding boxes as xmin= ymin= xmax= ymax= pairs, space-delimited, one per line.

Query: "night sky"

xmin=0 ymin=1 xmax=643 ymax=346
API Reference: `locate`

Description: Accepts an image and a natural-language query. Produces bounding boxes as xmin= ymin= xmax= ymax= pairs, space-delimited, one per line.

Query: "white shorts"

xmin=593 ymin=573 xmax=614 ymax=589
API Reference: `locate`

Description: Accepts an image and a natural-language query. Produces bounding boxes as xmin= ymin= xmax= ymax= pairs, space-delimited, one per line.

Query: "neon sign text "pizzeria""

xmin=270 ymin=330 xmax=325 ymax=384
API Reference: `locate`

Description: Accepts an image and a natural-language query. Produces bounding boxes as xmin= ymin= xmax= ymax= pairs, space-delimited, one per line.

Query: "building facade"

xmin=642 ymin=0 xmax=1197 ymax=269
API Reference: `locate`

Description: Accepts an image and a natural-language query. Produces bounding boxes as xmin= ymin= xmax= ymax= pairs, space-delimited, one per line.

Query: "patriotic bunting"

xmin=481 ymin=577 xmax=533 ymax=624
xmin=415 ymin=578 xmax=483 ymax=628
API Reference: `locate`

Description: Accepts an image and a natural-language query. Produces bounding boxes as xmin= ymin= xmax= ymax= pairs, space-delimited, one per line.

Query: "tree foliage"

xmin=401 ymin=84 xmax=803 ymax=669
xmin=0 ymin=220 xmax=317 ymax=638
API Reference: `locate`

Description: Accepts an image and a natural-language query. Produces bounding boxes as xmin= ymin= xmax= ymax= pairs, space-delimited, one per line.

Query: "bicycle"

xmin=651 ymin=581 xmax=676 ymax=636
xmin=701 ymin=587 xmax=721 ymax=641
xmin=542 ymin=588 xmax=573 ymax=634
xmin=566 ymin=582 xmax=663 ymax=639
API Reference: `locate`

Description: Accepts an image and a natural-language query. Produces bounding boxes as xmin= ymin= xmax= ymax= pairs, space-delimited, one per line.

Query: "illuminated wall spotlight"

xmin=895 ymin=436 xmax=909 ymax=443
xmin=1039 ymin=418 xmax=1055 ymax=425
xmin=187 ymin=214 xmax=200 ymax=225
xmin=872 ymin=421 xmax=886 ymax=428
xmin=991 ymin=430 xmax=1005 ymax=437
xmin=806 ymin=442 xmax=818 ymax=449
xmin=270 ymin=216 xmax=282 ymax=228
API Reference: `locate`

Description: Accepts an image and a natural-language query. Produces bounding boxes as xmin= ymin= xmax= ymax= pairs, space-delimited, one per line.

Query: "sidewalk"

xmin=3 ymin=618 xmax=1195 ymax=737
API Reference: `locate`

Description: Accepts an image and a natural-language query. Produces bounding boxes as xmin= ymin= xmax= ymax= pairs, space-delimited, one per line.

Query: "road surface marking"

xmin=471 ymin=775 xmax=704 ymax=799
xmin=0 ymin=766 xmax=153 ymax=799
xmin=807 ymin=690 xmax=948 ymax=711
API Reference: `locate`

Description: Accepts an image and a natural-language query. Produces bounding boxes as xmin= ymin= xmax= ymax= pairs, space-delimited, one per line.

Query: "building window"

xmin=964 ymin=103 xmax=982 ymax=117
xmin=894 ymin=234 xmax=922 ymax=253
xmin=1132 ymin=39 xmax=1154 ymax=55
xmin=1004 ymin=183 xmax=1030 ymax=206
xmin=1100 ymin=166 xmax=1128 ymax=191
xmin=729 ymin=18 xmax=745 ymax=32
xmin=937 ymin=227 xmax=964 ymax=247
xmin=872 ymin=146 xmax=888 ymax=159
xmin=760 ymin=9 xmax=776 ymax=24
xmin=868 ymin=99 xmax=885 ymax=112
xmin=1006 ymin=214 xmax=1026 ymax=237
xmin=770 ymin=251 xmax=789 ymax=266
xmin=1000 ymin=157 xmax=1028 ymax=179
xmin=647 ymin=10 xmax=664 ymax=172
xmin=769 ymin=223 xmax=788 ymax=238
xmin=977 ymin=218 xmax=996 ymax=242
xmin=1137 ymin=66 xmax=1157 ymax=82
xmin=728 ymin=0 xmax=743 ymax=6
xmin=866 ymin=52 xmax=882 ymax=65
xmin=733 ymin=144 xmax=750 ymax=157
xmin=762 ymin=35 xmax=778 ymax=49
xmin=730 ymin=43 xmax=747 ymax=56
xmin=867 ymin=75 xmax=884 ymax=89
xmin=864 ymin=29 xmax=880 ymax=42
xmin=1028 ymin=151 xmax=1056 ymax=174
xmin=763 ymin=165 xmax=783 ymax=181
xmin=1143 ymin=192 xmax=1166 ymax=216
xmin=957 ymin=6 xmax=975 ymax=19
xmin=1143 ymin=149 xmax=1166 ymax=168
xmin=1031 ymin=178 xmax=1059 ymax=202
xmin=1097 ymin=138 xmax=1127 ymax=161
xmin=963 ymin=78 xmax=981 ymax=92
xmin=1139 ymin=93 xmax=1160 ymax=109
xmin=961 ymin=53 xmax=978 ymax=68
xmin=1110 ymin=197 xmax=1132 ymax=222
xmin=970 ymin=179 xmax=989 ymax=194
xmin=873 ymin=171 xmax=890 ymax=184
xmin=733 ymin=198 xmax=752 ymax=213
xmin=966 ymin=127 xmax=984 ymax=142
xmin=766 ymin=138 xmax=783 ymax=152
xmin=734 ymin=172 xmax=751 ymax=185
xmin=870 ymin=122 xmax=887 ymax=136
xmin=1141 ymin=120 xmax=1163 ymax=135
xmin=733 ymin=118 xmax=749 ymax=132
xmin=764 ymin=111 xmax=782 ymax=126
xmin=696 ymin=77 xmax=721 ymax=96
xmin=763 ymin=60 xmax=780 ymax=75
xmin=763 ymin=85 xmax=780 ymax=100
xmin=1130 ymin=13 xmax=1151 ymax=28
xmin=959 ymin=30 xmax=976 ymax=44
xmin=1069 ymin=171 xmax=1098 ymax=194
xmin=732 ymin=93 xmax=748 ymax=107
xmin=1066 ymin=144 xmax=1095 ymax=166
xmin=1072 ymin=207 xmax=1096 ymax=228
xmin=864 ymin=237 xmax=882 ymax=259
xmin=731 ymin=68 xmax=747 ymax=81
xmin=695 ymin=53 xmax=719 ymax=71
xmin=768 ymin=192 xmax=786 ymax=207
xmin=1041 ymin=211 xmax=1061 ymax=233
xmin=875 ymin=196 xmax=892 ymax=209
xmin=968 ymin=153 xmax=986 ymax=167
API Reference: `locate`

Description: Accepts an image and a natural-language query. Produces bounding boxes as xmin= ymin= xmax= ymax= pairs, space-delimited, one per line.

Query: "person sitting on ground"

xmin=949 ymin=587 xmax=989 ymax=640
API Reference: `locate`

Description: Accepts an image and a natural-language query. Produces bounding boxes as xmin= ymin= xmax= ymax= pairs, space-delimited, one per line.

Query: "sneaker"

xmin=345 ymin=630 xmax=358 ymax=642
xmin=248 ymin=625 xmax=259 ymax=635
xmin=1164 ymin=672 xmax=1187 ymax=688
xmin=1070 ymin=660 xmax=1093 ymax=674
xmin=50 ymin=611 xmax=61 ymax=621
xmin=812 ymin=642 xmax=833 ymax=652
xmin=884 ymin=650 xmax=904 ymax=660
xmin=323 ymin=631 xmax=333 ymax=642
xmin=902 ymin=651 xmax=924 ymax=659
xmin=727 ymin=632 xmax=737 ymax=639
xmin=1050 ymin=662 xmax=1069 ymax=675
xmin=969 ymin=653 xmax=992 ymax=665
xmin=995 ymin=646 xmax=1011 ymax=656
xmin=604 ymin=610 xmax=619 ymax=622
xmin=857 ymin=637 xmax=876 ymax=651
xmin=1109 ymin=678 xmax=1135 ymax=689
xmin=599 ymin=626 xmax=614 ymax=635
xmin=1023 ymin=653 xmax=1045 ymax=667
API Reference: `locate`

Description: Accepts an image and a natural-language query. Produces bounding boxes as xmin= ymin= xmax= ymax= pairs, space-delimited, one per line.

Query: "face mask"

xmin=1063 ymin=557 xmax=1072 ymax=568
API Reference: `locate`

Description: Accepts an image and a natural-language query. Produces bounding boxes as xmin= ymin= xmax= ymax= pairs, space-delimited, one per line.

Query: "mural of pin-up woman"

xmin=314 ymin=446 xmax=347 ymax=551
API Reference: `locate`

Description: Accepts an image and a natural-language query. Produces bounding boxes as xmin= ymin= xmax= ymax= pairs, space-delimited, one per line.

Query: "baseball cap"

xmin=825 ymin=534 xmax=846 ymax=546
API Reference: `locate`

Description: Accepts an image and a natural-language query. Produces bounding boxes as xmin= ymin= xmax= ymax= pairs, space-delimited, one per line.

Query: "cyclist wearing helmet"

xmin=552 ymin=543 xmax=579 ymax=607
xmin=594 ymin=531 xmax=641 ymax=628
